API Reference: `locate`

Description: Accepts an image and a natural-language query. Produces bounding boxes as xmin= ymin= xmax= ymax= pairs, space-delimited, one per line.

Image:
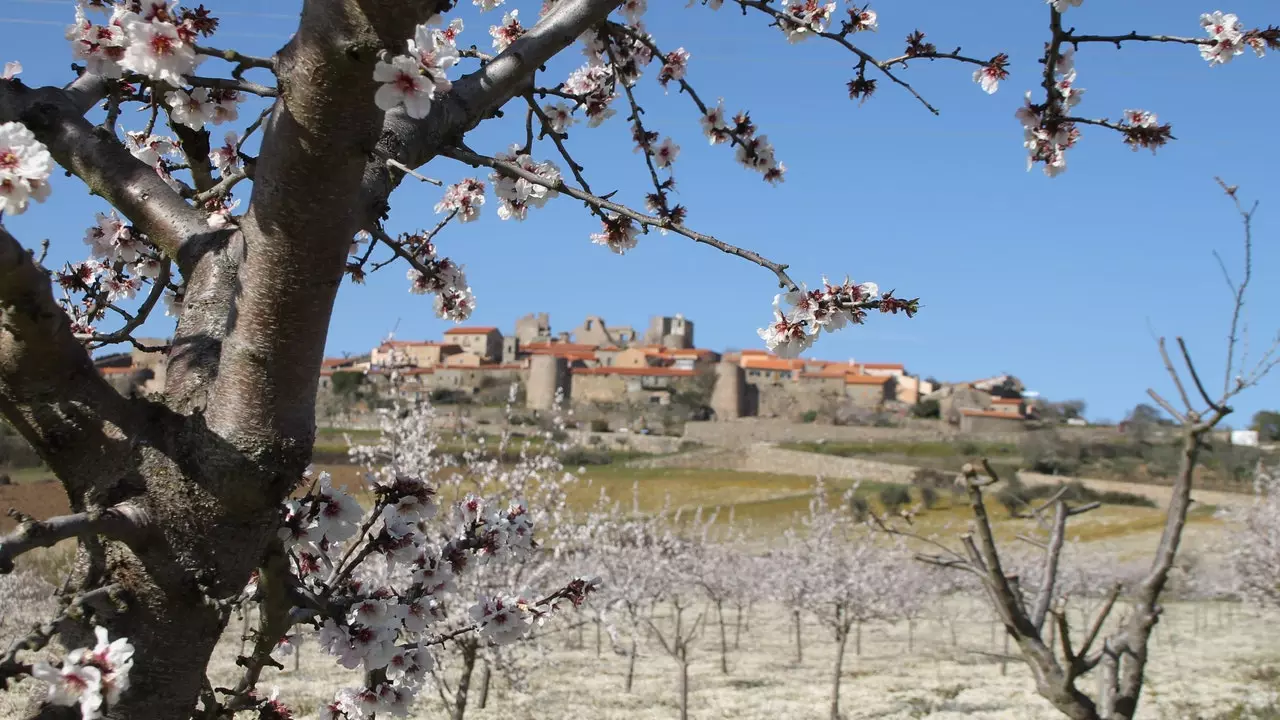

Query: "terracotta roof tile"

xmin=443 ymin=326 xmax=499 ymax=335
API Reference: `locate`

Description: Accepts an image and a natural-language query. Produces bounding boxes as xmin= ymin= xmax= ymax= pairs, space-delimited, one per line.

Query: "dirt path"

xmin=632 ymin=443 xmax=1256 ymax=510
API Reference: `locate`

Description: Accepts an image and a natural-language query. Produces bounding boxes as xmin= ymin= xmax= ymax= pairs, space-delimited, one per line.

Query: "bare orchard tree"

xmin=880 ymin=181 xmax=1278 ymax=720
xmin=0 ymin=0 xmax=1277 ymax=717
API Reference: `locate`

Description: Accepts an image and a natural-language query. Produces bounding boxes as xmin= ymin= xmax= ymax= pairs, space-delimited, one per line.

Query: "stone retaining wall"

xmin=681 ymin=419 xmax=1133 ymax=448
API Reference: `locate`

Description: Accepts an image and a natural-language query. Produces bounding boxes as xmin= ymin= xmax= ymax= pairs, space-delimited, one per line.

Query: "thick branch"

xmin=0 ymin=226 xmax=142 ymax=500
xmin=0 ymin=504 xmax=150 ymax=574
xmin=0 ymin=78 xmax=209 ymax=263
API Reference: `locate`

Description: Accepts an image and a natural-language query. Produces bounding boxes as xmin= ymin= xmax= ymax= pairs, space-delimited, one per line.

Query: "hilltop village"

xmin=93 ymin=313 xmax=1038 ymax=433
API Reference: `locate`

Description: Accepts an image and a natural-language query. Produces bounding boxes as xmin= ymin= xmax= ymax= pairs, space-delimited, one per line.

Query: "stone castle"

xmin=91 ymin=314 xmax=1031 ymax=428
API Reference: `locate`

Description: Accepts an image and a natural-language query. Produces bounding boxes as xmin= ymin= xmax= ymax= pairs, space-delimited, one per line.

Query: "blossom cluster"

xmin=51 ymin=211 xmax=168 ymax=335
xmin=0 ymin=121 xmax=52 ymax=216
xmin=374 ymin=19 xmax=461 ymax=119
xmin=31 ymin=626 xmax=134 ymax=720
xmin=66 ymin=0 xmax=217 ymax=86
xmin=1015 ymin=47 xmax=1083 ymax=178
xmin=434 ymin=178 xmax=487 ymax=223
xmin=268 ymin=400 xmax=597 ymax=719
xmin=490 ymin=144 xmax=562 ymax=221
xmin=758 ymin=276 xmax=917 ymax=358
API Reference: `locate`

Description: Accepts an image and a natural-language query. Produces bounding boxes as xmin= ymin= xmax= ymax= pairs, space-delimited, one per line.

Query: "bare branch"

xmin=0 ymin=504 xmax=150 ymax=574
xmin=1031 ymin=501 xmax=1068 ymax=631
xmin=441 ymin=144 xmax=800 ymax=291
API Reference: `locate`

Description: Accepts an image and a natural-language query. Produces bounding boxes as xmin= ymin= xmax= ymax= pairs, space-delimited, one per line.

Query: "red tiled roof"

xmin=741 ymin=357 xmax=803 ymax=371
xmin=861 ymin=362 xmax=905 ymax=370
xmin=572 ymin=367 xmax=695 ymax=377
xmin=991 ymin=397 xmax=1023 ymax=404
xmin=801 ymin=365 xmax=850 ymax=379
xmin=443 ymin=326 xmax=499 ymax=335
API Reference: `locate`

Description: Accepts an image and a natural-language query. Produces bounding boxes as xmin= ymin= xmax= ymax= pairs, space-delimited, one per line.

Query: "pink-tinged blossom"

xmin=590 ymin=215 xmax=640 ymax=255
xmin=208 ymin=131 xmax=239 ymax=175
xmin=30 ymin=626 xmax=133 ymax=719
xmin=0 ymin=121 xmax=53 ymax=216
xmin=164 ymin=87 xmax=214 ymax=130
xmin=2 ymin=60 xmax=21 ymax=79
xmin=433 ymin=286 xmax=475 ymax=321
xmin=124 ymin=131 xmax=175 ymax=169
xmin=489 ymin=9 xmax=524 ymax=52
xmin=779 ymin=0 xmax=837 ymax=43
xmin=65 ymin=6 xmax=128 ymax=78
xmin=374 ymin=55 xmax=435 ymax=119
xmin=657 ymin=47 xmax=690 ymax=90
xmin=474 ymin=0 xmax=504 ymax=10
xmin=542 ymin=101 xmax=576 ymax=133
xmin=652 ymin=137 xmax=680 ymax=168
xmin=1200 ymin=11 xmax=1246 ymax=65
xmin=121 ymin=15 xmax=201 ymax=85
xmin=562 ymin=64 xmax=617 ymax=126
xmin=435 ymin=178 xmax=486 ymax=222
xmin=407 ymin=21 xmax=460 ymax=93
xmin=848 ymin=7 xmax=877 ymax=32
xmin=973 ymin=53 xmax=1009 ymax=95
xmin=469 ymin=595 xmax=533 ymax=645
xmin=758 ymin=306 xmax=813 ymax=358
xmin=701 ymin=101 xmax=731 ymax=144
xmin=490 ymin=145 xmax=561 ymax=220
xmin=1048 ymin=0 xmax=1083 ymax=12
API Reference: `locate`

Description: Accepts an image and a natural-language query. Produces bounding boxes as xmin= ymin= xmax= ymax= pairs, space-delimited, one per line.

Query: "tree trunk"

xmin=907 ymin=618 xmax=914 ymax=653
xmin=734 ymin=604 xmax=743 ymax=650
xmin=625 ymin=636 xmax=638 ymax=693
xmin=596 ymin=617 xmax=602 ymax=657
xmin=477 ymin=660 xmax=491 ymax=710
xmin=793 ymin=609 xmax=803 ymax=664
xmin=829 ymin=626 xmax=850 ymax=720
xmin=677 ymin=654 xmax=690 ymax=720
xmin=716 ymin=600 xmax=729 ymax=675
xmin=452 ymin=641 xmax=478 ymax=720
xmin=1001 ymin=631 xmax=1009 ymax=676
xmin=855 ymin=620 xmax=862 ymax=657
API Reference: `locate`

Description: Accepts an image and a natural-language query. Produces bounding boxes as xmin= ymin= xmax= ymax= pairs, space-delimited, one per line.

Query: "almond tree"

xmin=880 ymin=182 xmax=1278 ymax=720
xmin=0 ymin=1 xmax=1277 ymax=718
xmin=1228 ymin=460 xmax=1280 ymax=607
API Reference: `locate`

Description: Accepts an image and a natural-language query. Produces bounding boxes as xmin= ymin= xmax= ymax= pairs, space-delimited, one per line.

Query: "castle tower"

xmin=710 ymin=360 xmax=745 ymax=420
xmin=526 ymin=354 xmax=569 ymax=410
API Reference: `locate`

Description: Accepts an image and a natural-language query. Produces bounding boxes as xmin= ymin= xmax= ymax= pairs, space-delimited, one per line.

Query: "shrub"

xmin=911 ymin=467 xmax=951 ymax=489
xmin=589 ymin=419 xmax=610 ymax=432
xmin=920 ymin=486 xmax=939 ymax=509
xmin=911 ymin=398 xmax=941 ymax=418
xmin=559 ymin=447 xmax=617 ymax=466
xmin=800 ymin=410 xmax=819 ymax=423
xmin=849 ymin=495 xmax=870 ymax=522
xmin=878 ymin=485 xmax=912 ymax=513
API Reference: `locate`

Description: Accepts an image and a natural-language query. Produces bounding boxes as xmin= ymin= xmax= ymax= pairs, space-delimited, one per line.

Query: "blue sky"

xmin=2 ymin=0 xmax=1277 ymax=426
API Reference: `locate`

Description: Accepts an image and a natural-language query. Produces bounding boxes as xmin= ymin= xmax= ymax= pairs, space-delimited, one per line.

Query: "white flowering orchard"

xmin=0 ymin=0 xmax=1277 ymax=719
